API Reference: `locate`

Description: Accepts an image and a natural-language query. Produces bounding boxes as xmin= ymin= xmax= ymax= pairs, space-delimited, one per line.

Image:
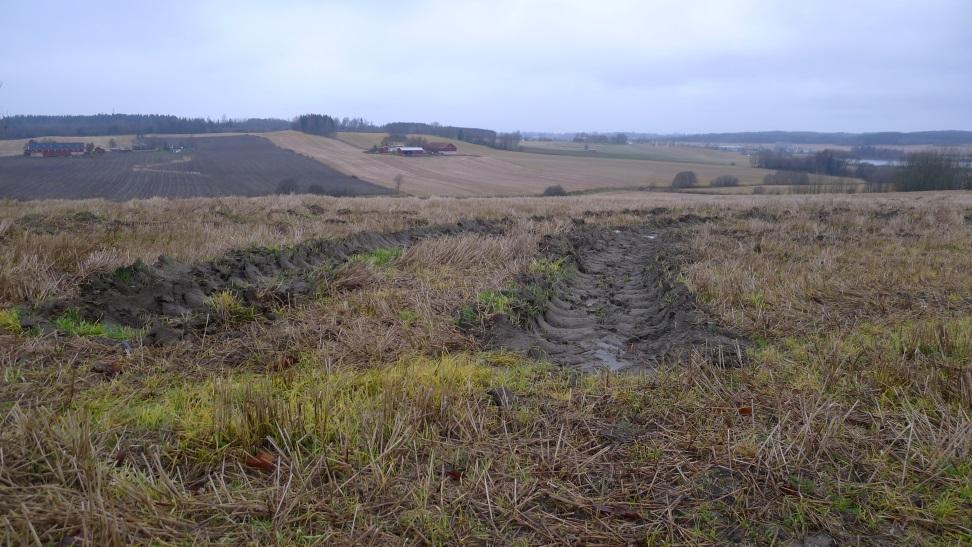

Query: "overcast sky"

xmin=1 ymin=0 xmax=969 ymax=133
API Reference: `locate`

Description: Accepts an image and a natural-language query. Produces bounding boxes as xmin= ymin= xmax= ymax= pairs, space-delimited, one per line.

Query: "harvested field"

xmin=520 ymin=139 xmax=747 ymax=164
xmin=1 ymin=191 xmax=971 ymax=544
xmin=267 ymin=130 xmax=788 ymax=196
xmin=0 ymin=135 xmax=390 ymax=200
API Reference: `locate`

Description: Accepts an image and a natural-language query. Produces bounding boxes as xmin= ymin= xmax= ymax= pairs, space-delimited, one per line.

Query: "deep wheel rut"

xmin=493 ymin=225 xmax=745 ymax=372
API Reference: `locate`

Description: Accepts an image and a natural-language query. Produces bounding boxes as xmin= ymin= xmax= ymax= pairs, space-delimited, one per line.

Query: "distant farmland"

xmin=518 ymin=140 xmax=747 ymax=165
xmin=0 ymin=135 xmax=390 ymax=201
xmin=270 ymin=131 xmax=792 ymax=196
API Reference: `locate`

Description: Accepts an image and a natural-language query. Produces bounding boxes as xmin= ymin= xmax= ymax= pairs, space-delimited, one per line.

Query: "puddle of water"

xmin=590 ymin=339 xmax=628 ymax=370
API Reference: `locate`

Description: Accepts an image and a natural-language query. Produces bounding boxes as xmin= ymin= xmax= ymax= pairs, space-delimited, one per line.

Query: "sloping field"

xmin=268 ymin=131 xmax=777 ymax=196
xmin=0 ymin=135 xmax=390 ymax=200
xmin=334 ymin=132 xmax=500 ymax=155
xmin=520 ymin=140 xmax=747 ymax=164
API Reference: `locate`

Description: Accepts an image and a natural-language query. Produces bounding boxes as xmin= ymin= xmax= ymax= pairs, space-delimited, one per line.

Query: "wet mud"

xmin=489 ymin=224 xmax=746 ymax=372
xmin=23 ymin=219 xmax=505 ymax=337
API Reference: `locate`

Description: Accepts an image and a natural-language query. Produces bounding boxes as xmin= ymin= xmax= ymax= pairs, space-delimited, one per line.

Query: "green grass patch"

xmin=112 ymin=265 xmax=136 ymax=285
xmin=476 ymin=289 xmax=515 ymax=317
xmin=458 ymin=286 xmax=534 ymax=326
xmin=398 ymin=308 xmax=418 ymax=327
xmin=528 ymin=256 xmax=567 ymax=279
xmin=75 ymin=352 xmax=547 ymax=456
xmin=0 ymin=308 xmax=22 ymax=334
xmin=206 ymin=290 xmax=258 ymax=322
xmin=351 ymin=246 xmax=402 ymax=267
xmin=55 ymin=309 xmax=141 ymax=340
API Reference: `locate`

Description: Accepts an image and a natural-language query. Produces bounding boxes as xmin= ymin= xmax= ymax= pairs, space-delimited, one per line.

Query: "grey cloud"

xmin=0 ymin=0 xmax=969 ymax=132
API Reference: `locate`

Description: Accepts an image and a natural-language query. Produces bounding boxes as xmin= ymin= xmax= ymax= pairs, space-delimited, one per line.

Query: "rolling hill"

xmin=268 ymin=131 xmax=787 ymax=196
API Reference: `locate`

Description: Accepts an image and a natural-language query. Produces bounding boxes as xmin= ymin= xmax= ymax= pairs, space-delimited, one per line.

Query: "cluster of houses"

xmin=23 ymin=141 xmax=88 ymax=157
xmin=373 ymin=142 xmax=458 ymax=156
xmin=23 ymin=138 xmax=185 ymax=157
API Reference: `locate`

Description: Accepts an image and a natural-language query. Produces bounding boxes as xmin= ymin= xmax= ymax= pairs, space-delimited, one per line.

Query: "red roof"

xmin=425 ymin=142 xmax=457 ymax=152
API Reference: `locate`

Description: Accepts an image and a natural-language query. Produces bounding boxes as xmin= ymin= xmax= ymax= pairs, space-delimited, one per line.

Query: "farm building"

xmin=425 ymin=142 xmax=458 ymax=155
xmin=398 ymin=146 xmax=427 ymax=156
xmin=24 ymin=141 xmax=86 ymax=157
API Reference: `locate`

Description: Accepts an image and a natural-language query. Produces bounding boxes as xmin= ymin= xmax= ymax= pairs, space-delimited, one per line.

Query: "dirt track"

xmin=492 ymin=225 xmax=745 ymax=371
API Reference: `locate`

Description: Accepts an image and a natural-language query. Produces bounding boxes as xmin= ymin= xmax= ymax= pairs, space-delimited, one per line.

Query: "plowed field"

xmin=0 ymin=135 xmax=390 ymax=200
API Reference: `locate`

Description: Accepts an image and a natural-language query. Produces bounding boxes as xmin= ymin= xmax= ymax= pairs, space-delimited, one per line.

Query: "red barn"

xmin=425 ymin=142 xmax=458 ymax=155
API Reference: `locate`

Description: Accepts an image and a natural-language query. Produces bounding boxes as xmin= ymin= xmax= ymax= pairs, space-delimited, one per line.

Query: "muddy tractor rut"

xmin=22 ymin=217 xmax=745 ymax=369
xmin=490 ymin=224 xmax=746 ymax=372
xmin=22 ymin=219 xmax=505 ymax=341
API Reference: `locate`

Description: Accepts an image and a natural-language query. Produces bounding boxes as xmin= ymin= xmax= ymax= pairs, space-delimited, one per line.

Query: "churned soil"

xmin=21 ymin=219 xmax=505 ymax=340
xmin=490 ymin=224 xmax=746 ymax=371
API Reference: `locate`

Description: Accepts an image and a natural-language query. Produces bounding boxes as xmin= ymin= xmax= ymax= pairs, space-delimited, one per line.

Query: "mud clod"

xmin=487 ymin=387 xmax=518 ymax=408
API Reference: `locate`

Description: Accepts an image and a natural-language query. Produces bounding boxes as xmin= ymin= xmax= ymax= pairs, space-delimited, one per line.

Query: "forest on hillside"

xmin=0 ymin=114 xmax=291 ymax=139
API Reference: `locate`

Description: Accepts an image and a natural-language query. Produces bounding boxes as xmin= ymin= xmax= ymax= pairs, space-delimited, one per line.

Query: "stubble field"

xmin=269 ymin=131 xmax=794 ymax=196
xmin=1 ymin=190 xmax=970 ymax=544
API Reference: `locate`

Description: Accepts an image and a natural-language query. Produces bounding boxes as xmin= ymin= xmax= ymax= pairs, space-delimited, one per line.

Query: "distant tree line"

xmin=572 ymin=132 xmax=629 ymax=145
xmin=668 ymin=172 xmax=738 ymax=189
xmin=0 ymin=114 xmax=290 ymax=139
xmin=895 ymin=151 xmax=971 ymax=191
xmin=668 ymin=130 xmax=972 ymax=146
xmin=293 ymin=115 xmax=522 ymax=151
xmin=751 ymin=149 xmax=851 ymax=176
xmin=751 ymin=147 xmax=971 ymax=190
xmin=292 ymin=114 xmax=340 ymax=136
xmin=851 ymin=145 xmax=905 ymax=161
xmin=383 ymin=122 xmax=522 ymax=151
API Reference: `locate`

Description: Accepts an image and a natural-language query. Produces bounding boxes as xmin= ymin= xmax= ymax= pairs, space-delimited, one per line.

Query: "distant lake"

xmin=853 ymin=158 xmax=900 ymax=166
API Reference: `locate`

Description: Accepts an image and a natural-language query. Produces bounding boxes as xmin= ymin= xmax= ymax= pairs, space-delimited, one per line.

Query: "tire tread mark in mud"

xmin=493 ymin=225 xmax=745 ymax=372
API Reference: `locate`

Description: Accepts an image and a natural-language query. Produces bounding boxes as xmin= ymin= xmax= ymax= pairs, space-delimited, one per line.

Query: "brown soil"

xmin=0 ymin=135 xmax=391 ymax=200
xmin=490 ymin=223 xmax=746 ymax=371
